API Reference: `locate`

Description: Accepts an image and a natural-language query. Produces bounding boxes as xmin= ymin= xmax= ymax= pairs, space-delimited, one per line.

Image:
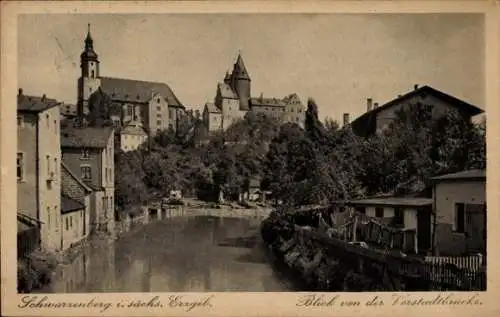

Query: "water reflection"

xmin=40 ymin=215 xmax=295 ymax=293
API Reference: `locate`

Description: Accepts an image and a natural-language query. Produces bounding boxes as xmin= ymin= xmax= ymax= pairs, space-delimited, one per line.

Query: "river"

xmin=39 ymin=213 xmax=298 ymax=292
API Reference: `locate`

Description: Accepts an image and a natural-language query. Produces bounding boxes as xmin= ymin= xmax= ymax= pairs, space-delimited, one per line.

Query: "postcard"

xmin=1 ymin=1 xmax=499 ymax=316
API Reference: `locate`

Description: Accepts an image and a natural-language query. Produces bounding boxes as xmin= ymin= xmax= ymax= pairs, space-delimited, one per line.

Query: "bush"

xmin=17 ymin=251 xmax=58 ymax=293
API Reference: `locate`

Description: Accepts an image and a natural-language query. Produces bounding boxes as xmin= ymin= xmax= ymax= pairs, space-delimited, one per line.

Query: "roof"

xmin=217 ymin=82 xmax=238 ymax=99
xmin=61 ymin=126 xmax=114 ymax=149
xmin=99 ymin=77 xmax=184 ymax=108
xmin=205 ymin=102 xmax=221 ymax=114
xmin=250 ymin=97 xmax=286 ymax=107
xmin=351 ymin=85 xmax=485 ymax=137
xmin=347 ymin=197 xmax=432 ymax=207
xmin=233 ymin=54 xmax=250 ymax=80
xmin=17 ymin=94 xmax=59 ymax=113
xmin=432 ymin=169 xmax=486 ymax=181
xmin=61 ymin=162 xmax=93 ymax=193
xmin=61 ymin=195 xmax=85 ymax=214
xmin=120 ymin=121 xmax=148 ymax=136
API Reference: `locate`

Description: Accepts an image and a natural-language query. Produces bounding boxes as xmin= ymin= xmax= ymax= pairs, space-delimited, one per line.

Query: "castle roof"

xmin=233 ymin=53 xmax=250 ymax=80
xmin=17 ymin=93 xmax=60 ymax=113
xmin=217 ymin=82 xmax=238 ymax=99
xmin=250 ymin=97 xmax=286 ymax=107
xmin=99 ymin=77 xmax=185 ymax=108
xmin=205 ymin=102 xmax=221 ymax=114
xmin=61 ymin=126 xmax=114 ymax=149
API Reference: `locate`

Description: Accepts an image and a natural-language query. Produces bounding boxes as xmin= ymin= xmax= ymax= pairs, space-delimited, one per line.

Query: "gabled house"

xmin=61 ymin=126 xmax=115 ymax=235
xmin=432 ymin=169 xmax=486 ymax=256
xmin=350 ymin=85 xmax=484 ymax=137
xmin=17 ymin=89 xmax=62 ymax=252
xmin=61 ymin=162 xmax=92 ymax=250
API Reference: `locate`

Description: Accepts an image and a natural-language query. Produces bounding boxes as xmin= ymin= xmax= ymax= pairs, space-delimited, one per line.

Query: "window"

xmin=81 ymin=165 xmax=91 ymax=181
xmin=54 ymin=120 xmax=57 ymax=133
xmin=17 ymin=153 xmax=24 ymax=181
xmin=46 ymin=155 xmax=50 ymax=174
xmin=55 ymin=206 xmax=59 ymax=228
xmin=128 ymin=106 xmax=133 ymax=117
xmin=157 ymin=106 xmax=161 ymax=111
xmin=157 ymin=98 xmax=161 ymax=103
xmin=105 ymin=168 xmax=108 ymax=182
xmin=46 ymin=114 xmax=50 ymax=128
xmin=54 ymin=158 xmax=57 ymax=176
xmin=47 ymin=207 xmax=51 ymax=228
xmin=291 ymin=108 xmax=294 ymax=112
xmin=157 ymin=120 xmax=161 ymax=126
xmin=91 ymin=70 xmax=95 ymax=78
xmin=70 ymin=216 xmax=73 ymax=228
xmin=169 ymin=109 xmax=174 ymax=118
xmin=455 ymin=203 xmax=465 ymax=233
xmin=81 ymin=149 xmax=90 ymax=160
xmin=17 ymin=115 xmax=23 ymax=127
xmin=375 ymin=207 xmax=384 ymax=218
xmin=65 ymin=217 xmax=69 ymax=231
xmin=393 ymin=208 xmax=404 ymax=227
xmin=102 ymin=197 xmax=107 ymax=213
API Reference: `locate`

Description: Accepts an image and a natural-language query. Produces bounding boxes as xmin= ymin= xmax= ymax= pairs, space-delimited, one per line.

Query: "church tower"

xmin=231 ymin=52 xmax=251 ymax=110
xmin=77 ymin=24 xmax=101 ymax=122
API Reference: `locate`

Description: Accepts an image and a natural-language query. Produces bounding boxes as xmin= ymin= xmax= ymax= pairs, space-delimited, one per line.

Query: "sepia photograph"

xmin=2 ymin=1 xmax=499 ymax=316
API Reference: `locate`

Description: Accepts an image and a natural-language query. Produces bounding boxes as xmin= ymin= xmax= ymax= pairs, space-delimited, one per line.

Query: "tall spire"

xmin=233 ymin=50 xmax=250 ymax=80
xmin=81 ymin=23 xmax=98 ymax=61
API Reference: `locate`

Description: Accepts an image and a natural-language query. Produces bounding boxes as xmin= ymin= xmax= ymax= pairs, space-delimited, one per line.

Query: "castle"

xmin=77 ymin=25 xmax=185 ymax=136
xmin=203 ymin=53 xmax=306 ymax=132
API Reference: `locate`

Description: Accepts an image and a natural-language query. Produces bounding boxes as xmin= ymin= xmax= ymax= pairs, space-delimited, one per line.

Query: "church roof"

xmin=99 ymin=77 xmax=185 ymax=108
xmin=217 ymin=82 xmax=238 ymax=99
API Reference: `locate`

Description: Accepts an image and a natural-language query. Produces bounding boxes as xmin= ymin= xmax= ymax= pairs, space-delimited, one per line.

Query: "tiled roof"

xmin=351 ymin=85 xmax=485 ymax=137
xmin=61 ymin=126 xmax=113 ymax=148
xmin=120 ymin=121 xmax=147 ymax=136
xmin=432 ymin=169 xmax=486 ymax=181
xmin=205 ymin=102 xmax=221 ymax=113
xmin=99 ymin=77 xmax=184 ymax=108
xmin=61 ymin=162 xmax=92 ymax=193
xmin=217 ymin=83 xmax=238 ymax=99
xmin=347 ymin=197 xmax=432 ymax=207
xmin=17 ymin=94 xmax=59 ymax=113
xmin=61 ymin=195 xmax=85 ymax=214
xmin=250 ymin=97 xmax=286 ymax=107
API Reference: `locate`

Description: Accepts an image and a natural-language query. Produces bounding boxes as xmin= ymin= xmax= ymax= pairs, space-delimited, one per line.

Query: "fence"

xmin=17 ymin=227 xmax=40 ymax=259
xmin=424 ymin=255 xmax=484 ymax=272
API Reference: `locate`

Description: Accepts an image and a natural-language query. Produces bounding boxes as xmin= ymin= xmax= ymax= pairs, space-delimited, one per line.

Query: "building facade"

xmin=61 ymin=126 xmax=115 ymax=235
xmin=117 ymin=120 xmax=148 ymax=152
xmin=432 ymin=169 xmax=486 ymax=256
xmin=203 ymin=54 xmax=306 ymax=132
xmin=17 ymin=90 xmax=62 ymax=252
xmin=350 ymin=85 xmax=484 ymax=137
xmin=77 ymin=25 xmax=185 ymax=136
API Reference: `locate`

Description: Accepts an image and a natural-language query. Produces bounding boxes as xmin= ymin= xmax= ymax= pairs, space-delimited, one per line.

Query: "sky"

xmin=18 ymin=13 xmax=484 ymax=122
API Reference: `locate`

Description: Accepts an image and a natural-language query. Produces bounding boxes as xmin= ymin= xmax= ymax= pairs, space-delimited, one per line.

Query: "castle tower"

xmin=77 ymin=24 xmax=101 ymax=122
xmin=230 ymin=52 xmax=251 ymax=110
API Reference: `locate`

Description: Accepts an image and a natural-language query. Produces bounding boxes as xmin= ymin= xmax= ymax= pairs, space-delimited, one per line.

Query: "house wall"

xmin=61 ymin=209 xmax=86 ymax=251
xmin=36 ymin=106 xmax=62 ymax=252
xmin=283 ymin=103 xmax=306 ymax=128
xmin=168 ymin=106 xmax=184 ymax=132
xmin=375 ymin=94 xmax=462 ymax=133
xmin=17 ymin=113 xmax=38 ymax=221
xmin=120 ymin=133 xmax=147 ymax=152
xmin=434 ymin=180 xmax=486 ymax=256
xmin=102 ymin=134 xmax=115 ymax=233
xmin=60 ymin=165 xmax=91 ymax=239
xmin=207 ymin=112 xmax=222 ymax=132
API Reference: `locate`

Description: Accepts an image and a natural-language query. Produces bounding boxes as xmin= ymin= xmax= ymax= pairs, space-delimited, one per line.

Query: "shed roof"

xmin=432 ymin=169 xmax=486 ymax=181
xmin=61 ymin=195 xmax=85 ymax=214
xmin=347 ymin=197 xmax=432 ymax=207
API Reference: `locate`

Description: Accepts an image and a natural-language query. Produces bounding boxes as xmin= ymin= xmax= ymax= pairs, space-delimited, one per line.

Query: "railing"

xmin=424 ymin=255 xmax=484 ymax=272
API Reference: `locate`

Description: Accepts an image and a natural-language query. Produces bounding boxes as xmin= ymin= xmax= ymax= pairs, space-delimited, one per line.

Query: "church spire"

xmin=81 ymin=23 xmax=98 ymax=62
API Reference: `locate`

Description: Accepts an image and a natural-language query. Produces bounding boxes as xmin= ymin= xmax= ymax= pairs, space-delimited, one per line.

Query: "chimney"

xmin=18 ymin=88 xmax=23 ymax=96
xmin=414 ymin=84 xmax=419 ymax=91
xmin=367 ymin=98 xmax=373 ymax=112
xmin=343 ymin=113 xmax=350 ymax=127
xmin=373 ymin=102 xmax=379 ymax=109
